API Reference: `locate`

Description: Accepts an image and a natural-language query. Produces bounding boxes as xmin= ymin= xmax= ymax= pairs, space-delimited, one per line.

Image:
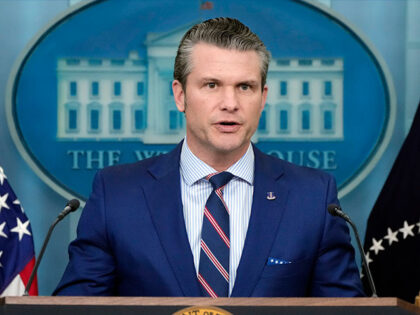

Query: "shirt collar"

xmin=180 ymin=138 xmax=254 ymax=186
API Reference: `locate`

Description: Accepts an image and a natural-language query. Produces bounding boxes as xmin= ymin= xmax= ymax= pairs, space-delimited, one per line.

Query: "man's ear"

xmin=173 ymin=80 xmax=185 ymax=112
xmin=261 ymin=85 xmax=268 ymax=112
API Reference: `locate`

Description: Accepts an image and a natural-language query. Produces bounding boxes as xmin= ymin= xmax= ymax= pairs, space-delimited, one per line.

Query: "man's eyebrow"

xmin=198 ymin=78 xmax=260 ymax=87
xmin=201 ymin=77 xmax=221 ymax=82
xmin=238 ymin=80 xmax=259 ymax=86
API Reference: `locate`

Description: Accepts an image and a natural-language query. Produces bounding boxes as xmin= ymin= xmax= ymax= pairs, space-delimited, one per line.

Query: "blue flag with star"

xmin=363 ymin=101 xmax=420 ymax=303
xmin=0 ymin=166 xmax=38 ymax=296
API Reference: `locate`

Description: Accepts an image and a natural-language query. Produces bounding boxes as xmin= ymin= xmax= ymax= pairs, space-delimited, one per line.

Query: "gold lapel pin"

xmin=266 ymin=192 xmax=276 ymax=200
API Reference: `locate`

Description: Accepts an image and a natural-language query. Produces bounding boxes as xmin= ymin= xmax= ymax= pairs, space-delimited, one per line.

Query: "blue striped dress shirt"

xmin=180 ymin=140 xmax=254 ymax=295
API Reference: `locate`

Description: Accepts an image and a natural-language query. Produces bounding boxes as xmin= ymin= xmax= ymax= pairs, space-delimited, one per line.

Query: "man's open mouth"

xmin=215 ymin=121 xmax=241 ymax=132
xmin=219 ymin=121 xmax=238 ymax=126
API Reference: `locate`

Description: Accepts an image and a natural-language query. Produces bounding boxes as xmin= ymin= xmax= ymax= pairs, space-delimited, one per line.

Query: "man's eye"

xmin=207 ymin=82 xmax=216 ymax=88
xmin=240 ymin=84 xmax=250 ymax=91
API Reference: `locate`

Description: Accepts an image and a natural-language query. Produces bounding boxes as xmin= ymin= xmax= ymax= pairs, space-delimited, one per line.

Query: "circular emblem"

xmin=6 ymin=0 xmax=395 ymax=201
xmin=173 ymin=305 xmax=232 ymax=315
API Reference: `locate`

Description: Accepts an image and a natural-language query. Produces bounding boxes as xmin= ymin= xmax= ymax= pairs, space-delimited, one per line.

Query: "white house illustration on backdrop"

xmin=57 ymin=23 xmax=344 ymax=143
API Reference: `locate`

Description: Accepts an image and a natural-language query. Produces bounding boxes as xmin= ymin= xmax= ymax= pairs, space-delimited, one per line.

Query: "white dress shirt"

xmin=179 ymin=140 xmax=254 ymax=295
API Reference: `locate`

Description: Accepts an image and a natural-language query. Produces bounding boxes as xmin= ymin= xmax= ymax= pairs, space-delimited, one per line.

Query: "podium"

xmin=1 ymin=297 xmax=420 ymax=314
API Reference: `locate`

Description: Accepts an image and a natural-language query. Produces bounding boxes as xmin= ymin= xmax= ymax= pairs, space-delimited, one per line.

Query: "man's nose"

xmin=220 ymin=87 xmax=239 ymax=111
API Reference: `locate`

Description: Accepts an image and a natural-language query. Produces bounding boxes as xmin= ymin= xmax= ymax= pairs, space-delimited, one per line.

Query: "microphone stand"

xmin=24 ymin=199 xmax=80 ymax=296
xmin=328 ymin=204 xmax=378 ymax=297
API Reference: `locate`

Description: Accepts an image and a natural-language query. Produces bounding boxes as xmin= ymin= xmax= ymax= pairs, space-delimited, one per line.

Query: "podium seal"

xmin=173 ymin=305 xmax=232 ymax=315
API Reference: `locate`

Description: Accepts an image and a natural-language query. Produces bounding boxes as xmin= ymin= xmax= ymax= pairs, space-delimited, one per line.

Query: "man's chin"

xmin=212 ymin=141 xmax=249 ymax=156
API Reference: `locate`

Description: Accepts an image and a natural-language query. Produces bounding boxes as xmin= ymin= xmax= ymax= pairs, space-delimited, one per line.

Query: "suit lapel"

xmin=142 ymin=142 xmax=201 ymax=296
xmin=231 ymin=147 xmax=289 ymax=297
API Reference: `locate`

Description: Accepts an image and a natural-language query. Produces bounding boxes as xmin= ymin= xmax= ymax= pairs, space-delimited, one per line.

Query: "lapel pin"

xmin=266 ymin=192 xmax=276 ymax=200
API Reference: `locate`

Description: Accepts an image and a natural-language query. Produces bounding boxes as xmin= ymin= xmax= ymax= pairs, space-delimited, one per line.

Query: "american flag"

xmin=0 ymin=166 xmax=37 ymax=296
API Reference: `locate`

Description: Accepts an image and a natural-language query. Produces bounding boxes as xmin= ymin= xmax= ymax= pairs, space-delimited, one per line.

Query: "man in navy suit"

xmin=55 ymin=17 xmax=364 ymax=297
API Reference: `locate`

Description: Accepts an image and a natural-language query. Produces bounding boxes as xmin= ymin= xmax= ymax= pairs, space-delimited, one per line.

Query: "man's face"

xmin=173 ymin=43 xmax=267 ymax=166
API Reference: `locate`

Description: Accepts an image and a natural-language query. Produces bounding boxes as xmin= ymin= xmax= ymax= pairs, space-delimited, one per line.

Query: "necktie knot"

xmin=208 ymin=172 xmax=234 ymax=190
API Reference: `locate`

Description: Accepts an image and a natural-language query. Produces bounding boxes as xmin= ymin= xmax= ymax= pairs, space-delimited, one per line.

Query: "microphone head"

xmin=327 ymin=204 xmax=341 ymax=216
xmin=66 ymin=199 xmax=80 ymax=212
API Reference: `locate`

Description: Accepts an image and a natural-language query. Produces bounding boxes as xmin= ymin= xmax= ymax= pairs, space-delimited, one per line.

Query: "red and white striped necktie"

xmin=197 ymin=171 xmax=233 ymax=297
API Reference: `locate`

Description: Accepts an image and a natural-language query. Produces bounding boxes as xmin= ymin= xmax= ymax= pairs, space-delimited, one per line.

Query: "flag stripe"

xmin=20 ymin=257 xmax=38 ymax=296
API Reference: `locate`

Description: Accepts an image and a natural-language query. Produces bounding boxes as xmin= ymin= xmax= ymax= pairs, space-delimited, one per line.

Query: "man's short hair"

xmin=174 ymin=17 xmax=271 ymax=91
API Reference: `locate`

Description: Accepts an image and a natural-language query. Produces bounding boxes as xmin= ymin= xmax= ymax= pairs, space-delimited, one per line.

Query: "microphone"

xmin=327 ymin=204 xmax=377 ymax=297
xmin=327 ymin=204 xmax=350 ymax=221
xmin=57 ymin=198 xmax=80 ymax=220
xmin=24 ymin=199 xmax=80 ymax=296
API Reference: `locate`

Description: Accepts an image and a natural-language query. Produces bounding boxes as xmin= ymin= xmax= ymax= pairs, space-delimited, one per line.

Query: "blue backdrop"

xmin=0 ymin=0 xmax=418 ymax=295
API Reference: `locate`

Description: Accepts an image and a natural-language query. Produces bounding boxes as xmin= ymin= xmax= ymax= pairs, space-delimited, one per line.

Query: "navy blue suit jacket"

xmin=54 ymin=142 xmax=364 ymax=296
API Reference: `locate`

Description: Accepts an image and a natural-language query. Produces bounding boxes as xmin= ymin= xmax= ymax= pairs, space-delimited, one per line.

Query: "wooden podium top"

xmin=0 ymin=296 xmax=413 ymax=306
xmin=1 ymin=297 xmax=419 ymax=315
